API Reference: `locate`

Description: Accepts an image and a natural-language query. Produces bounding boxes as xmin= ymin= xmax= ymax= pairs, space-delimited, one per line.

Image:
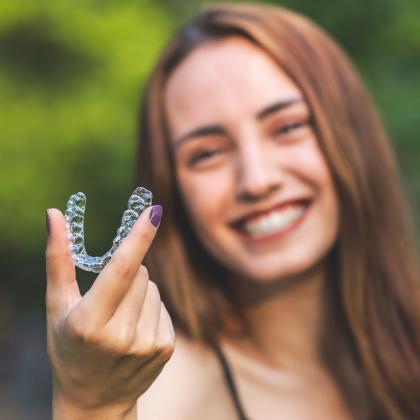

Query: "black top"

xmin=214 ymin=346 xmax=250 ymax=420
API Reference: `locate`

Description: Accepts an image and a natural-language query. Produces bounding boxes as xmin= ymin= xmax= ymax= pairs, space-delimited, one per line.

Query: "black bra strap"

xmin=213 ymin=346 xmax=249 ymax=420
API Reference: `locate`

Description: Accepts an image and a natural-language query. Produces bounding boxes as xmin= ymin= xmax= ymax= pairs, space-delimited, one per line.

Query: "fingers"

xmin=99 ymin=280 xmax=164 ymax=357
xmin=155 ymin=302 xmax=176 ymax=358
xmin=79 ymin=205 xmax=162 ymax=323
xmin=104 ymin=279 xmax=175 ymax=359
xmin=132 ymin=282 xmax=175 ymax=360
xmin=106 ymin=265 xmax=150 ymax=332
xmin=121 ymin=301 xmax=174 ymax=389
xmin=134 ymin=281 xmax=163 ymax=350
xmin=45 ymin=208 xmax=80 ymax=316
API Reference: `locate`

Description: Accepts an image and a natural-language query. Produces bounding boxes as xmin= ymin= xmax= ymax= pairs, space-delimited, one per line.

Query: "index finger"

xmin=79 ymin=204 xmax=163 ymax=322
xmin=45 ymin=208 xmax=80 ymax=316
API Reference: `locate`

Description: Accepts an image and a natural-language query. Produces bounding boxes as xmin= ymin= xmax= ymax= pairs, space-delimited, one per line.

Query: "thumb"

xmin=45 ymin=208 xmax=80 ymax=317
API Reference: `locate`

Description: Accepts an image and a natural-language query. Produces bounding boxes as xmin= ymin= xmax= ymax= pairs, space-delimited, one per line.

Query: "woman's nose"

xmin=235 ymin=145 xmax=282 ymax=202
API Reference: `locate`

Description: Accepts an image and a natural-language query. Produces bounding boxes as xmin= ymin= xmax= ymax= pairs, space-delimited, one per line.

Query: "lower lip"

xmin=234 ymin=204 xmax=310 ymax=246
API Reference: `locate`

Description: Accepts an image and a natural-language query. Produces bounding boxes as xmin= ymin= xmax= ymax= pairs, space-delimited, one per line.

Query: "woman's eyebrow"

xmin=172 ymin=125 xmax=225 ymax=150
xmin=257 ymin=97 xmax=303 ymax=120
xmin=172 ymin=98 xmax=303 ymax=150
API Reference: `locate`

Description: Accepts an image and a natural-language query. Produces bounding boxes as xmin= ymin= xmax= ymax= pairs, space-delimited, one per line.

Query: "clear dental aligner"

xmin=65 ymin=187 xmax=153 ymax=273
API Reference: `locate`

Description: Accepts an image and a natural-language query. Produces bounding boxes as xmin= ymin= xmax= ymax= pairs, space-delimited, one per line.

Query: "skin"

xmin=139 ymin=37 xmax=349 ymax=419
xmin=46 ymin=37 xmax=351 ymax=419
xmin=46 ymin=206 xmax=174 ymax=420
xmin=167 ymin=38 xmax=339 ymax=286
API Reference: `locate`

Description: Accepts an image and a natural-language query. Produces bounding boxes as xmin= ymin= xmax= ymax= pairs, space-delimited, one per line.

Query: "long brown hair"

xmin=136 ymin=4 xmax=420 ymax=419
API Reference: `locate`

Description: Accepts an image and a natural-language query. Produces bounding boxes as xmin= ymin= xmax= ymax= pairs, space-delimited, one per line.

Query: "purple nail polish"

xmin=149 ymin=205 xmax=163 ymax=227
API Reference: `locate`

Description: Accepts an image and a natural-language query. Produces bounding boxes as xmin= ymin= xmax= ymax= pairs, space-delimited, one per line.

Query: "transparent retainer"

xmin=65 ymin=187 xmax=153 ymax=273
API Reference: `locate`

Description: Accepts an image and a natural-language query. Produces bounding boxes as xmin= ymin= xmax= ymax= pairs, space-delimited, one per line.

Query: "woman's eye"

xmin=188 ymin=148 xmax=222 ymax=167
xmin=274 ymin=121 xmax=304 ymax=137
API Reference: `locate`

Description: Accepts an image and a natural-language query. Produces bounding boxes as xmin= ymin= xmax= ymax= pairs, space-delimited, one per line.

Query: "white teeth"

xmin=242 ymin=206 xmax=305 ymax=237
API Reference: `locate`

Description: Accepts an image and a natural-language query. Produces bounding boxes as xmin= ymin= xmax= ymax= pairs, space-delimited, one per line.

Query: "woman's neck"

xmin=227 ymin=263 xmax=327 ymax=371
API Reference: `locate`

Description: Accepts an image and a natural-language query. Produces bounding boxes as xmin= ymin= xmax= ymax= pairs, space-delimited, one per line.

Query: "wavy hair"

xmin=136 ymin=4 xmax=420 ymax=419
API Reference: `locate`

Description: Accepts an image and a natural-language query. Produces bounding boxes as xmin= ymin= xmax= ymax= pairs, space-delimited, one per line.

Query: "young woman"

xmin=45 ymin=4 xmax=420 ymax=420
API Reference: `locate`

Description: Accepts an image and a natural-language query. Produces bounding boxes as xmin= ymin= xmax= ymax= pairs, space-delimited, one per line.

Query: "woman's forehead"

xmin=164 ymin=37 xmax=303 ymax=136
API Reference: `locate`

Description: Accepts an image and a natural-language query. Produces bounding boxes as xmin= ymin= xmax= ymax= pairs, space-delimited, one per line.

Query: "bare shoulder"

xmin=137 ymin=331 xmax=227 ymax=420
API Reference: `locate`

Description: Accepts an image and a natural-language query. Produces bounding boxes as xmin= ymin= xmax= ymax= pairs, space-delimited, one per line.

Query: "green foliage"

xmin=0 ymin=0 xmax=419 ymax=295
xmin=0 ymin=0 xmax=176 ymax=252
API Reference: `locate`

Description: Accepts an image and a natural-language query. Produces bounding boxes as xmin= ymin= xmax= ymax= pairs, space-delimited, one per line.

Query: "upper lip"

xmin=229 ymin=197 xmax=312 ymax=227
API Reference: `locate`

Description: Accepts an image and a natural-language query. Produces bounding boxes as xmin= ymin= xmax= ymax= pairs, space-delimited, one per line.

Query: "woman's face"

xmin=165 ymin=37 xmax=339 ymax=282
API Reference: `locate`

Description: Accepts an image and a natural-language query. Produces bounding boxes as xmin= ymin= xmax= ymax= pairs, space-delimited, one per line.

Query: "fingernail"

xmin=149 ymin=205 xmax=163 ymax=227
xmin=46 ymin=209 xmax=51 ymax=236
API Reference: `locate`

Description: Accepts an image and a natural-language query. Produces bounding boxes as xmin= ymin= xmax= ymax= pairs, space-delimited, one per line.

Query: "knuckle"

xmin=65 ymin=314 xmax=100 ymax=344
xmin=45 ymin=243 xmax=56 ymax=259
xmin=113 ymin=327 xmax=136 ymax=353
xmin=157 ymin=342 xmax=175 ymax=361
xmin=136 ymin=336 xmax=157 ymax=357
xmin=45 ymin=299 xmax=59 ymax=318
xmin=45 ymin=246 xmax=61 ymax=262
xmin=64 ymin=313 xmax=81 ymax=337
xmin=112 ymin=255 xmax=136 ymax=279
xmin=147 ymin=280 xmax=161 ymax=300
xmin=45 ymin=247 xmax=52 ymax=260
xmin=45 ymin=290 xmax=57 ymax=313
xmin=138 ymin=264 xmax=149 ymax=279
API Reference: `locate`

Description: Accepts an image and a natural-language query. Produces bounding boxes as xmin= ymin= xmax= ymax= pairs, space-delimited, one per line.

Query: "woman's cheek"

xmin=179 ymin=169 xmax=232 ymax=229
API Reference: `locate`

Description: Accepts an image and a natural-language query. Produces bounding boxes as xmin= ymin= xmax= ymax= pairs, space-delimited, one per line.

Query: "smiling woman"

xmin=136 ymin=4 xmax=420 ymax=419
xmin=164 ymin=37 xmax=338 ymax=283
xmin=46 ymin=3 xmax=420 ymax=420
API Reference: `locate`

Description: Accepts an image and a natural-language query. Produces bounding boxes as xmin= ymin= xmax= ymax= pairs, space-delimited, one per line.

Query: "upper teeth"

xmin=243 ymin=206 xmax=305 ymax=236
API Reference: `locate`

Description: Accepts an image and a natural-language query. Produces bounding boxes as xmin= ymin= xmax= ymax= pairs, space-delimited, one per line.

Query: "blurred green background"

xmin=0 ymin=0 xmax=419 ymax=418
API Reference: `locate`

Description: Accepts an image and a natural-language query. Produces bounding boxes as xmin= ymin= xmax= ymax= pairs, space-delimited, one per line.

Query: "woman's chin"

xmin=231 ymin=254 xmax=325 ymax=285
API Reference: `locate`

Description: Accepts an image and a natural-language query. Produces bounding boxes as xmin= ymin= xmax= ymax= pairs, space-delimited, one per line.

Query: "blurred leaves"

xmin=0 ymin=16 xmax=99 ymax=89
xmin=0 ymin=0 xmax=419 ymax=303
xmin=0 ymin=0 xmax=175 ymax=253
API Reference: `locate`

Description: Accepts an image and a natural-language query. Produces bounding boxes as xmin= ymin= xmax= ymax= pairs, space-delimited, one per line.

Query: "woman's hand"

xmin=45 ymin=206 xmax=174 ymax=420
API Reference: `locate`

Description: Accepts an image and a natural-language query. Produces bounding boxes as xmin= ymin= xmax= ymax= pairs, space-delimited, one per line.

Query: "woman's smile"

xmin=230 ymin=198 xmax=311 ymax=244
xmin=165 ymin=37 xmax=339 ymax=282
